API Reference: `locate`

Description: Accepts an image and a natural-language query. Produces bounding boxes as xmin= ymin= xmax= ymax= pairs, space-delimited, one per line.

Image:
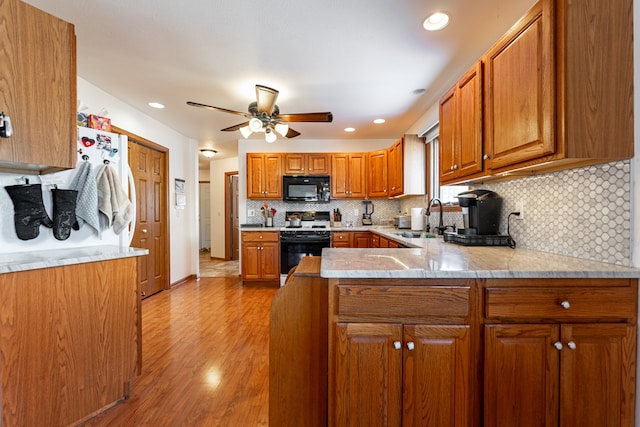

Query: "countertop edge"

xmin=0 ymin=246 xmax=149 ymax=274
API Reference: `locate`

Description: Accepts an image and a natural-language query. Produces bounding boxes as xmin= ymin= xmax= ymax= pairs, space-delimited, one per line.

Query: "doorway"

xmin=225 ymin=172 xmax=239 ymax=260
xmin=114 ymin=125 xmax=169 ymax=299
xmin=199 ymin=181 xmax=211 ymax=250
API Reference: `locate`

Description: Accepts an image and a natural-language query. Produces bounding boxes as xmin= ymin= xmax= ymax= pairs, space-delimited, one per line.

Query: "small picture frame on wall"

xmin=175 ymin=178 xmax=186 ymax=209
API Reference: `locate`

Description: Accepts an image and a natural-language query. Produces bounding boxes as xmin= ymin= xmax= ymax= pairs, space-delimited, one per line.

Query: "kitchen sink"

xmin=392 ymin=231 xmax=438 ymax=239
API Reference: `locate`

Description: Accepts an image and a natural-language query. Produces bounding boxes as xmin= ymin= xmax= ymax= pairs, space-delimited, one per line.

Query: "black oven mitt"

xmin=51 ymin=188 xmax=79 ymax=241
xmin=5 ymin=183 xmax=53 ymax=240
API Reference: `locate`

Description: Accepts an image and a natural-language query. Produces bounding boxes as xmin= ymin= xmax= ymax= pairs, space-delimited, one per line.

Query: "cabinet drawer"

xmin=241 ymin=231 xmax=279 ymax=243
xmin=337 ymin=285 xmax=470 ymax=318
xmin=485 ymin=287 xmax=637 ymax=322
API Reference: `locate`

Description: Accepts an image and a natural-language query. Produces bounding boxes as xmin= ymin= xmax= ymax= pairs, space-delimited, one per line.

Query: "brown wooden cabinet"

xmin=332 ymin=231 xmax=371 ymax=248
xmin=283 ymin=153 xmax=330 ymax=175
xmin=387 ymin=137 xmax=403 ymax=196
xmin=370 ymin=233 xmax=380 ymax=248
xmin=246 ymin=153 xmax=282 ymax=199
xmin=0 ymin=257 xmax=140 ymax=426
xmin=331 ymin=153 xmax=366 ymax=199
xmin=367 ymin=149 xmax=388 ymax=198
xmin=329 ymin=280 xmax=475 ymax=426
xmin=439 ymin=62 xmax=483 ymax=184
xmin=241 ymin=231 xmax=280 ymax=285
xmin=484 ymin=281 xmax=637 ymax=427
xmin=482 ymin=0 xmax=633 ymax=176
xmin=0 ymin=0 xmax=76 ymax=173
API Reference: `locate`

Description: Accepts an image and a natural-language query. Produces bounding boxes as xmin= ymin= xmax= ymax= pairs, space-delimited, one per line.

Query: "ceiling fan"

xmin=187 ymin=85 xmax=333 ymax=142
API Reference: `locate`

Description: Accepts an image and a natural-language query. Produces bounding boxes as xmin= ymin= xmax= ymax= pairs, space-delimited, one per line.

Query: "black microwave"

xmin=282 ymin=175 xmax=331 ymax=202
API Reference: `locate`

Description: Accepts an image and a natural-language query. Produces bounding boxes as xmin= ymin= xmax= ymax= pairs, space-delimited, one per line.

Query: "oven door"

xmin=280 ymin=240 xmax=328 ymax=275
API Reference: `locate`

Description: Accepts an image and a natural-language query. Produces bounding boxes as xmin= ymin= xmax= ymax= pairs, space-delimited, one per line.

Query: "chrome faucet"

xmin=426 ymin=198 xmax=454 ymax=235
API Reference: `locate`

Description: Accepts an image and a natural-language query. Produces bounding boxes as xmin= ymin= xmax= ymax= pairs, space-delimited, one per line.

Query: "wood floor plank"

xmin=80 ymin=275 xmax=277 ymax=427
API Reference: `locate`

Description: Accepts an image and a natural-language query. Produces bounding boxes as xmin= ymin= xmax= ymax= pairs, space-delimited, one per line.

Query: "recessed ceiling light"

xmin=148 ymin=102 xmax=165 ymax=109
xmin=373 ymin=119 xmax=386 ymax=124
xmin=413 ymin=88 xmax=426 ymax=95
xmin=423 ymin=12 xmax=450 ymax=31
xmin=344 ymin=127 xmax=356 ymax=133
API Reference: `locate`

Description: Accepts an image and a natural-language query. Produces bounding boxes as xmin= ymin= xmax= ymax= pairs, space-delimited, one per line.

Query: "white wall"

xmin=209 ymin=157 xmax=239 ymax=259
xmin=78 ymin=78 xmax=200 ymax=284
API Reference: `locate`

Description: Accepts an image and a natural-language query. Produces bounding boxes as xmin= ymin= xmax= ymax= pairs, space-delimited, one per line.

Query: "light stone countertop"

xmin=321 ymin=227 xmax=640 ymax=279
xmin=0 ymin=245 xmax=149 ymax=274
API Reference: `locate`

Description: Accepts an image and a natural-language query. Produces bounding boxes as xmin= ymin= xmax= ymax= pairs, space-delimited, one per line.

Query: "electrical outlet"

xmin=354 ymin=209 xmax=359 ymax=217
xmin=515 ymin=202 xmax=524 ymax=220
xmin=248 ymin=209 xmax=255 ymax=217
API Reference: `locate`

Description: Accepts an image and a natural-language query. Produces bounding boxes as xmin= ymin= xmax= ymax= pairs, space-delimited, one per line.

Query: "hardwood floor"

xmin=80 ymin=272 xmax=277 ymax=426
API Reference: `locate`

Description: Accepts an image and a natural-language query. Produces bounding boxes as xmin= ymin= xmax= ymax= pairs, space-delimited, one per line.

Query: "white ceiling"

xmin=25 ymin=0 xmax=535 ymax=169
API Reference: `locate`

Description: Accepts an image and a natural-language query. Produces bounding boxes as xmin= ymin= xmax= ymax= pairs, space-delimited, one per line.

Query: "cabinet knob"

xmin=406 ymin=342 xmax=415 ymax=351
xmin=554 ymin=341 xmax=563 ymax=351
xmin=483 ymin=154 xmax=489 ymax=160
xmin=259 ymin=235 xmax=263 ymax=239
xmin=142 ymin=229 xmax=148 ymax=233
xmin=393 ymin=341 xmax=402 ymax=350
xmin=450 ymin=166 xmax=455 ymax=171
xmin=567 ymin=341 xmax=577 ymax=350
xmin=560 ymin=300 xmax=571 ymax=309
xmin=384 ymin=189 xmax=387 ymax=193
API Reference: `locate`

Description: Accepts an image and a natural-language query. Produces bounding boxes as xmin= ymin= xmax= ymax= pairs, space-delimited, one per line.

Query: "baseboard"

xmin=171 ymin=274 xmax=197 ymax=288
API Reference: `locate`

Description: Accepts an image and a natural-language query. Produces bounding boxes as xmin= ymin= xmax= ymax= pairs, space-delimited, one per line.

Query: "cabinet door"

xmin=247 ymin=154 xmax=266 ymax=199
xmin=307 ymin=153 xmax=330 ymax=174
xmin=331 ymin=154 xmax=349 ymax=198
xmin=332 ymin=232 xmax=352 ymax=248
xmin=332 ymin=323 xmax=403 ymax=427
xmin=263 ymin=153 xmax=283 ymax=198
xmin=484 ymin=324 xmax=559 ymax=427
xmin=560 ymin=324 xmax=636 ymax=427
xmin=367 ymin=150 xmax=388 ymax=198
xmin=388 ymin=138 xmax=403 ymax=197
xmin=370 ymin=234 xmax=380 ymax=248
xmin=241 ymin=243 xmax=261 ymax=280
xmin=348 ymin=153 xmax=367 ymax=198
xmin=457 ymin=63 xmax=483 ymax=177
xmin=283 ymin=153 xmax=305 ymax=174
xmin=0 ymin=0 xmax=76 ymax=171
xmin=260 ymin=243 xmax=280 ymax=280
xmin=439 ymin=86 xmax=457 ymax=183
xmin=353 ymin=232 xmax=370 ymax=248
xmin=403 ymin=325 xmax=472 ymax=427
xmin=484 ymin=0 xmax=554 ymax=170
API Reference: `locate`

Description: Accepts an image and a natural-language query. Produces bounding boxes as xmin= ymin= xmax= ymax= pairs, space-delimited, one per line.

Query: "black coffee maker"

xmin=455 ymin=189 xmax=502 ymax=235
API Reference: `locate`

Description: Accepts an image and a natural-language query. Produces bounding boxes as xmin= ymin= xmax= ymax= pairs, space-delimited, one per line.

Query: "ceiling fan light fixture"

xmin=265 ymin=128 xmax=277 ymax=143
xmin=200 ymin=148 xmax=217 ymax=158
xmin=275 ymin=123 xmax=289 ymax=137
xmin=249 ymin=117 xmax=263 ymax=132
xmin=239 ymin=126 xmax=253 ymax=138
xmin=423 ymin=12 xmax=450 ymax=31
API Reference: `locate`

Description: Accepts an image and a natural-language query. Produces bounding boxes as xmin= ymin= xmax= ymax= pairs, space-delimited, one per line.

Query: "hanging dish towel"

xmin=96 ymin=164 xmax=134 ymax=235
xmin=69 ymin=160 xmax=100 ymax=235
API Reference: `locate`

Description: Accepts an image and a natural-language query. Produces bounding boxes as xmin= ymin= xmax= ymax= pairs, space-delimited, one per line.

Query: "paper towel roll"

xmin=411 ymin=207 xmax=424 ymax=231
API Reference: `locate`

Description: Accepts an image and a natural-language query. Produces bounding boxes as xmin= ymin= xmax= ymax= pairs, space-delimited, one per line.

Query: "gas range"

xmin=283 ymin=211 xmax=331 ymax=229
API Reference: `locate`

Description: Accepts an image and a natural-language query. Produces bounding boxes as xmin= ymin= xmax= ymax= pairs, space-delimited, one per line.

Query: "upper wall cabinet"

xmin=283 ymin=153 xmax=330 ymax=175
xmin=246 ymin=153 xmax=283 ymax=199
xmin=366 ymin=149 xmax=388 ymax=198
xmin=482 ymin=0 xmax=633 ymax=177
xmin=331 ymin=153 xmax=366 ymax=199
xmin=439 ymin=62 xmax=483 ymax=184
xmin=0 ymin=0 xmax=77 ymax=173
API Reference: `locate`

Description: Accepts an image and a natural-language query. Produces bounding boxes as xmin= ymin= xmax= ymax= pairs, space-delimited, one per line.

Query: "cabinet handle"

xmin=554 ymin=342 xmax=563 ymax=351
xmin=393 ymin=341 xmax=402 ymax=350
xmin=406 ymin=342 xmax=415 ymax=351
xmin=567 ymin=341 xmax=577 ymax=350
xmin=560 ymin=300 xmax=571 ymax=309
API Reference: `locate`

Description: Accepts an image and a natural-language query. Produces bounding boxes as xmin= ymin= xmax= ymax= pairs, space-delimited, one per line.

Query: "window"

xmin=422 ymin=125 xmax=468 ymax=205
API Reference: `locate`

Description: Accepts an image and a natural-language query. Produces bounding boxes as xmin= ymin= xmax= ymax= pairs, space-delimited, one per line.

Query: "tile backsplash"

xmin=478 ymin=160 xmax=631 ymax=266
xmin=247 ymin=160 xmax=631 ymax=266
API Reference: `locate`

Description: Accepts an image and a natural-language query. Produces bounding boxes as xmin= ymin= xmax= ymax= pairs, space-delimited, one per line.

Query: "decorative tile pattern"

xmin=477 ymin=160 xmax=631 ymax=266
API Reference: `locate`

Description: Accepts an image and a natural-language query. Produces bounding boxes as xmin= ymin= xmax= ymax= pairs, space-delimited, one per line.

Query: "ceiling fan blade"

xmin=278 ymin=112 xmax=333 ymax=123
xmin=285 ymin=128 xmax=301 ymax=138
xmin=221 ymin=121 xmax=249 ymax=132
xmin=255 ymin=85 xmax=279 ymax=115
xmin=187 ymin=101 xmax=247 ymax=117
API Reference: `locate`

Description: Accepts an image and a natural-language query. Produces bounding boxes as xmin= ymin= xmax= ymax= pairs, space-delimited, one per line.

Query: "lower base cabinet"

xmin=0 ymin=258 xmax=140 ymax=426
xmin=241 ymin=231 xmax=280 ymax=285
xmin=333 ymin=322 xmax=472 ymax=426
